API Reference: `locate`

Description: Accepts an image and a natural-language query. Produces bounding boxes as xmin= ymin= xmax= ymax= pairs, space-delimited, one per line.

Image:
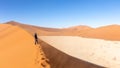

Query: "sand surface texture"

xmin=0 ymin=24 xmax=50 ymax=68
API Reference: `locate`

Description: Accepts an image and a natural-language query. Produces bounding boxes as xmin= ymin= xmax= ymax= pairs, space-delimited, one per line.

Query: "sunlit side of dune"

xmin=81 ymin=25 xmax=120 ymax=41
xmin=0 ymin=24 xmax=50 ymax=68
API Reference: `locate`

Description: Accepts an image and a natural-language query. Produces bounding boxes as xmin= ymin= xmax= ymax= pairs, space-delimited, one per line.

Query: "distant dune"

xmin=6 ymin=21 xmax=120 ymax=41
xmin=6 ymin=21 xmax=93 ymax=36
xmin=82 ymin=25 xmax=120 ymax=41
xmin=0 ymin=24 xmax=50 ymax=68
xmin=6 ymin=21 xmax=63 ymax=36
xmin=39 ymin=36 xmax=120 ymax=68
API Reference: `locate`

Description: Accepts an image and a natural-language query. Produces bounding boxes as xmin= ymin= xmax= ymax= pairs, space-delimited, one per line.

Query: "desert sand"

xmin=39 ymin=36 xmax=120 ymax=68
xmin=6 ymin=21 xmax=104 ymax=68
xmin=5 ymin=21 xmax=120 ymax=68
xmin=6 ymin=21 xmax=93 ymax=36
xmin=0 ymin=24 xmax=50 ymax=68
xmin=82 ymin=25 xmax=120 ymax=41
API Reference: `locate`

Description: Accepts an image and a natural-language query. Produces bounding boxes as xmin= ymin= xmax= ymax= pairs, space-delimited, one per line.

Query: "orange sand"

xmin=7 ymin=21 xmax=120 ymax=41
xmin=0 ymin=24 xmax=50 ymax=68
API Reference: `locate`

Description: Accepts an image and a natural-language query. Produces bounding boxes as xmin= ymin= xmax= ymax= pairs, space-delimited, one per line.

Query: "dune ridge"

xmin=0 ymin=24 xmax=50 ymax=68
xmin=6 ymin=21 xmax=92 ymax=36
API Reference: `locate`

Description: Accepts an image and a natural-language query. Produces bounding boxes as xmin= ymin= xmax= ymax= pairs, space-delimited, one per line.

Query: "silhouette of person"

xmin=34 ymin=33 xmax=38 ymax=45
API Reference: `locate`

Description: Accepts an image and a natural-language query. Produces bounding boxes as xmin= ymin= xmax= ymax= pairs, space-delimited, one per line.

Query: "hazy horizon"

xmin=0 ymin=0 xmax=120 ymax=28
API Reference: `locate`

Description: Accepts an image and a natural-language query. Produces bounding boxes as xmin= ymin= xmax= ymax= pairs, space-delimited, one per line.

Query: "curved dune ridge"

xmin=0 ymin=24 xmax=50 ymax=68
xmin=39 ymin=36 xmax=120 ymax=68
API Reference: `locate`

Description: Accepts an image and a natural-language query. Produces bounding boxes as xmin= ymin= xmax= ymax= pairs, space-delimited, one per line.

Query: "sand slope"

xmin=39 ymin=39 xmax=104 ymax=68
xmin=6 ymin=21 xmax=120 ymax=68
xmin=6 ymin=21 xmax=93 ymax=36
xmin=6 ymin=22 xmax=105 ymax=68
xmin=0 ymin=24 xmax=50 ymax=68
xmin=39 ymin=36 xmax=120 ymax=68
xmin=82 ymin=25 xmax=120 ymax=41
xmin=6 ymin=21 xmax=62 ymax=36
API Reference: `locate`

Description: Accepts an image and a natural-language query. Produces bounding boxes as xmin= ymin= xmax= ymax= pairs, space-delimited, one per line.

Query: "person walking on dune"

xmin=34 ymin=33 xmax=38 ymax=45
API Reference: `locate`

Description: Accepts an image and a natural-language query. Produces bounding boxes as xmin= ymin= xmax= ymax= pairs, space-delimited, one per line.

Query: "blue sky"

xmin=0 ymin=0 xmax=120 ymax=28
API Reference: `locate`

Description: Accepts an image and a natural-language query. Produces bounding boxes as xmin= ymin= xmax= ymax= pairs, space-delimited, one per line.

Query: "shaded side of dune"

xmin=38 ymin=39 xmax=105 ymax=68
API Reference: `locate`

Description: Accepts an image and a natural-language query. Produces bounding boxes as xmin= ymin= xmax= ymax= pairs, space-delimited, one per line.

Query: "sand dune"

xmin=7 ymin=21 xmax=120 ymax=41
xmin=6 ymin=21 xmax=63 ymax=36
xmin=39 ymin=36 xmax=120 ymax=68
xmin=5 ymin=21 xmax=120 ymax=68
xmin=0 ymin=24 xmax=50 ymax=68
xmin=6 ymin=21 xmax=104 ymax=68
xmin=6 ymin=21 xmax=93 ymax=36
xmin=82 ymin=25 xmax=120 ymax=41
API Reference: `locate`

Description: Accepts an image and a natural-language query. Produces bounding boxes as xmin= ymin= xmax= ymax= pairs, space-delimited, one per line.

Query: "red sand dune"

xmin=82 ymin=25 xmax=120 ymax=41
xmin=0 ymin=24 xmax=50 ymax=68
xmin=63 ymin=25 xmax=93 ymax=35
